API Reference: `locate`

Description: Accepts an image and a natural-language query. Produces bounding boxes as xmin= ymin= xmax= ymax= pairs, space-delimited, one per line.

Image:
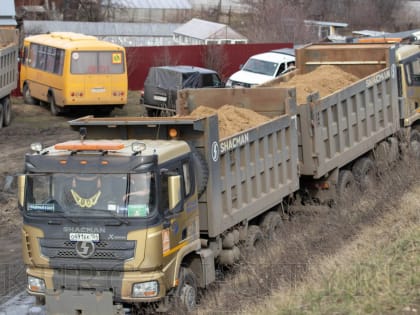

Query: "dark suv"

xmin=141 ymin=65 xmax=224 ymax=116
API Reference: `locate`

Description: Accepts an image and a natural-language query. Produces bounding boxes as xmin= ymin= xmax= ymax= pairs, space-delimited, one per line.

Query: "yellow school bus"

xmin=20 ymin=32 xmax=127 ymax=115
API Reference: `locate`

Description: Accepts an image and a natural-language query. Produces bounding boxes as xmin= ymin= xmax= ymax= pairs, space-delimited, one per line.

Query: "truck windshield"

xmin=242 ymin=58 xmax=278 ymax=76
xmin=24 ymin=172 xmax=156 ymax=218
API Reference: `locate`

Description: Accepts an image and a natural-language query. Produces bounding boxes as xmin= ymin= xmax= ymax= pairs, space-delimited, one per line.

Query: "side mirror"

xmin=17 ymin=175 xmax=26 ymax=208
xmin=168 ymin=175 xmax=182 ymax=210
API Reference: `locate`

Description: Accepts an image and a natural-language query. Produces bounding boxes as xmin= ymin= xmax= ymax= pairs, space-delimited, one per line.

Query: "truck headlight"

xmin=225 ymin=79 xmax=232 ymax=87
xmin=28 ymin=276 xmax=46 ymax=293
xmin=132 ymin=281 xmax=159 ymax=298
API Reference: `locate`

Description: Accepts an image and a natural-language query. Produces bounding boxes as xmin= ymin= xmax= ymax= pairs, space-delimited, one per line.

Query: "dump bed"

xmin=0 ymin=28 xmax=19 ymax=99
xmin=70 ymin=88 xmax=299 ymax=237
xmin=260 ymin=43 xmax=399 ymax=178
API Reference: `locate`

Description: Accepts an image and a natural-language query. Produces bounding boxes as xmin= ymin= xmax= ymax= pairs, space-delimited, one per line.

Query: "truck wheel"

xmin=373 ymin=141 xmax=390 ymax=172
xmin=23 ymin=84 xmax=38 ymax=105
xmin=336 ymin=170 xmax=356 ymax=205
xmin=175 ymin=267 xmax=197 ymax=312
xmin=0 ymin=103 xmax=4 ymax=129
xmin=2 ymin=96 xmax=12 ymax=127
xmin=410 ymin=129 xmax=420 ymax=159
xmin=49 ymin=95 xmax=61 ymax=116
xmin=260 ymin=212 xmax=282 ymax=240
xmin=245 ymin=225 xmax=263 ymax=252
xmin=352 ymin=157 xmax=375 ymax=191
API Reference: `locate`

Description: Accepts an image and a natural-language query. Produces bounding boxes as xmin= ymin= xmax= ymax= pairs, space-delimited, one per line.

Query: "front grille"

xmin=39 ymin=238 xmax=136 ymax=261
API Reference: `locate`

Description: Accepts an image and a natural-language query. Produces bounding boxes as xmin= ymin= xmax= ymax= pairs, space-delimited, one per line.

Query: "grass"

xmin=252 ymin=187 xmax=420 ymax=315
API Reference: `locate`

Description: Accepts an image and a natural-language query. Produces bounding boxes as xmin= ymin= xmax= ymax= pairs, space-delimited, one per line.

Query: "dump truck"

xmin=0 ymin=28 xmax=18 ymax=128
xmin=18 ymin=42 xmax=420 ymax=314
xmin=258 ymin=42 xmax=420 ymax=203
xmin=18 ymin=87 xmax=298 ymax=314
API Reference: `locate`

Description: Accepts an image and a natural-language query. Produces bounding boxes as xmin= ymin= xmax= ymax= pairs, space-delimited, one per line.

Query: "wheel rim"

xmin=180 ymin=283 xmax=196 ymax=311
xmin=3 ymin=97 xmax=11 ymax=126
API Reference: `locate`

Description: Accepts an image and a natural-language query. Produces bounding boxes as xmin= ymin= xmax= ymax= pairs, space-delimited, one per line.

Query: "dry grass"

xmin=254 ymin=188 xmax=420 ymax=315
xmin=196 ymin=158 xmax=419 ymax=315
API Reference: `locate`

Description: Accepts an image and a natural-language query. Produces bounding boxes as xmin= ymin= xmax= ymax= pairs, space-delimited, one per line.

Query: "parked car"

xmin=225 ymin=48 xmax=295 ymax=88
xmin=141 ymin=65 xmax=224 ymax=116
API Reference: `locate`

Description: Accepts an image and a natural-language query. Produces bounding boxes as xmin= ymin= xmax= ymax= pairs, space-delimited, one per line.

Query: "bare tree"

xmin=201 ymin=44 xmax=229 ymax=80
xmin=239 ymin=0 xmax=410 ymax=43
xmin=240 ymin=0 xmax=312 ymax=44
xmin=62 ymin=0 xmax=120 ymax=22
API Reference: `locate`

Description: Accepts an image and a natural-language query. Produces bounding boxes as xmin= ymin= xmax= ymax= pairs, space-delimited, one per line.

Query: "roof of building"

xmin=304 ymin=20 xmax=348 ymax=28
xmin=23 ymin=20 xmax=180 ymax=37
xmin=0 ymin=0 xmax=17 ymax=26
xmin=173 ymin=18 xmax=246 ymax=41
xmin=111 ymin=0 xmax=192 ymax=9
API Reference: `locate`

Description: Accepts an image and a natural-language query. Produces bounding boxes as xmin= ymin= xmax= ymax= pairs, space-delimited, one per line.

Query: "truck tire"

xmin=0 ymin=103 xmax=4 ymax=129
xmin=174 ymin=267 xmax=197 ymax=313
xmin=336 ymin=169 xmax=356 ymax=205
xmin=2 ymin=96 xmax=12 ymax=127
xmin=373 ymin=141 xmax=390 ymax=172
xmin=191 ymin=149 xmax=208 ymax=198
xmin=259 ymin=211 xmax=282 ymax=240
xmin=49 ymin=95 xmax=61 ymax=116
xmin=410 ymin=129 xmax=420 ymax=159
xmin=23 ymin=83 xmax=38 ymax=105
xmin=245 ymin=225 xmax=263 ymax=251
xmin=352 ymin=157 xmax=375 ymax=191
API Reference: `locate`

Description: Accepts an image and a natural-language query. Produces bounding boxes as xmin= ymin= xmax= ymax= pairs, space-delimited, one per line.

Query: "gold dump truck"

xmin=18 ymin=42 xmax=420 ymax=314
xmin=18 ymin=87 xmax=298 ymax=314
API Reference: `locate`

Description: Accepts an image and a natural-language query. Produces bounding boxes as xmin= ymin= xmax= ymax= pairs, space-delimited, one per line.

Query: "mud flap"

xmin=45 ymin=290 xmax=124 ymax=315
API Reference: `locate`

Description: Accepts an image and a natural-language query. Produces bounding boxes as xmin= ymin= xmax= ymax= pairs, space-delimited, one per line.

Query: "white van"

xmin=226 ymin=48 xmax=295 ymax=88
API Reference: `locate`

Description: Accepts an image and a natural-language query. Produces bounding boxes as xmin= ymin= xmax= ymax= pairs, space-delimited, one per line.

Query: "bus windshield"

xmin=24 ymin=172 xmax=155 ymax=218
xmin=71 ymin=51 xmax=125 ymax=74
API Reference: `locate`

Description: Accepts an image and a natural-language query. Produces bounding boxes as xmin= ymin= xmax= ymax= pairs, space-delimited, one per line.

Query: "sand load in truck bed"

xmin=185 ymin=105 xmax=271 ymax=138
xmin=277 ymin=65 xmax=360 ymax=104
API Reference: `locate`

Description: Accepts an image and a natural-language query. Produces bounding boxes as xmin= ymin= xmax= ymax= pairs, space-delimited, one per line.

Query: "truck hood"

xmin=228 ymin=70 xmax=274 ymax=86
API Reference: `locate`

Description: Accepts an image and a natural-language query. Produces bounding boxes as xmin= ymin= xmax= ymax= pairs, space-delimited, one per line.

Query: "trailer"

xmin=19 ymin=87 xmax=298 ymax=314
xmin=260 ymin=43 xmax=420 ymax=202
xmin=0 ymin=28 xmax=18 ymax=128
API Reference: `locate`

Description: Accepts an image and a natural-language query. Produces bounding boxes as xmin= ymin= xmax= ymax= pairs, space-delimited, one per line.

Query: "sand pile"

xmin=277 ymin=65 xmax=360 ymax=104
xmin=189 ymin=105 xmax=270 ymax=138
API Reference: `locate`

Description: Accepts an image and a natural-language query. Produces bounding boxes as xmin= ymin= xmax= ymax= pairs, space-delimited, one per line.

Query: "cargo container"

xmin=0 ymin=28 xmax=18 ymax=128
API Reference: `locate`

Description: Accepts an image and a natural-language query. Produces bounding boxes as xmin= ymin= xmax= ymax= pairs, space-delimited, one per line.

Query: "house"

xmin=109 ymin=0 xmax=192 ymax=23
xmin=22 ymin=20 xmax=181 ymax=46
xmin=173 ymin=18 xmax=247 ymax=45
xmin=2 ymin=0 xmax=17 ymax=27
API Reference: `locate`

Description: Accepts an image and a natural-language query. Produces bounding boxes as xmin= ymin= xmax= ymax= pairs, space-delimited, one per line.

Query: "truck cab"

xmin=19 ymin=134 xmax=202 ymax=314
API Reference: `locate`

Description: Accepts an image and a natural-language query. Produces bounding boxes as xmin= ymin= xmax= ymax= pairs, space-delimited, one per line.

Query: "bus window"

xmin=71 ymin=51 xmax=124 ymax=74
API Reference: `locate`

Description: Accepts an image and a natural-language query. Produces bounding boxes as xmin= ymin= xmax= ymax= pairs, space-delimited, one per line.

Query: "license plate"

xmin=91 ymin=88 xmax=106 ymax=93
xmin=153 ymin=95 xmax=167 ymax=102
xmin=69 ymin=233 xmax=99 ymax=242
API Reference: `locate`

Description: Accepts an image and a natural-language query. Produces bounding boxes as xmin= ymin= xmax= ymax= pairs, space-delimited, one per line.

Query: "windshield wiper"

xmin=85 ymin=209 xmax=130 ymax=226
xmin=49 ymin=211 xmax=80 ymax=224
